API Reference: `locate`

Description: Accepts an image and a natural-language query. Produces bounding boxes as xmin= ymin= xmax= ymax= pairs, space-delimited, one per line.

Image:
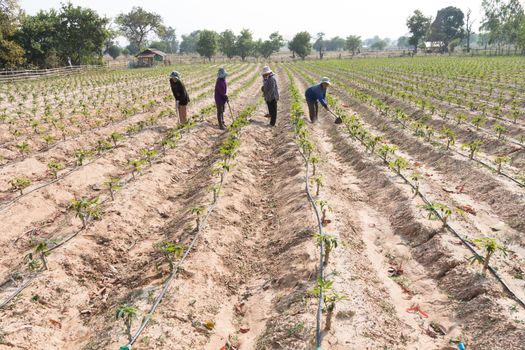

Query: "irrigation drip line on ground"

xmin=122 ymin=99 xmax=261 ymax=349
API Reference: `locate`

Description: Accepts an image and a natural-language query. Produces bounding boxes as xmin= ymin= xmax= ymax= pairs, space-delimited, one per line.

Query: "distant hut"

xmin=135 ymin=49 xmax=167 ymax=67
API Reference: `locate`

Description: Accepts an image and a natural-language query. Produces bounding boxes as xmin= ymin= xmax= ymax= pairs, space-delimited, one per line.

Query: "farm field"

xmin=0 ymin=56 xmax=525 ymax=350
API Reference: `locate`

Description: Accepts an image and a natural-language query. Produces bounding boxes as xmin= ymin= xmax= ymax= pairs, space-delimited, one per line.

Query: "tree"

xmin=289 ymin=31 xmax=312 ymax=59
xmin=196 ymin=29 xmax=218 ymax=61
xmin=429 ymin=6 xmax=465 ymax=52
xmin=15 ymin=4 xmax=110 ymax=67
xmin=107 ymin=45 xmax=121 ymax=59
xmin=257 ymin=31 xmax=284 ymax=58
xmin=313 ymin=32 xmax=326 ymax=59
xmin=397 ymin=36 xmax=411 ymax=49
xmin=345 ymin=35 xmax=361 ymax=55
xmin=235 ymin=29 xmax=254 ymax=61
xmin=219 ymin=29 xmax=236 ymax=58
xmin=0 ymin=0 xmax=25 ymax=68
xmin=465 ymin=8 xmax=475 ymax=53
xmin=157 ymin=26 xmax=178 ymax=53
xmin=371 ymin=39 xmax=387 ymax=50
xmin=179 ymin=30 xmax=200 ymax=54
xmin=115 ymin=7 xmax=163 ymax=51
xmin=58 ymin=3 xmax=110 ymax=65
xmin=326 ymin=36 xmax=346 ymax=51
xmin=407 ymin=10 xmax=432 ymax=53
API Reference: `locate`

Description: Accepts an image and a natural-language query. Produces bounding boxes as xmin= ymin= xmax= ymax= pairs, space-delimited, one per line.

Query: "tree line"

xmin=406 ymin=1 xmax=525 ymax=54
xmin=2 ymin=0 xmax=525 ymax=69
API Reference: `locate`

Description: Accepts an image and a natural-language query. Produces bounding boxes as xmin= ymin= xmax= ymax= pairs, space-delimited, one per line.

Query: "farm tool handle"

xmin=227 ymin=100 xmax=235 ymax=123
xmin=327 ymin=109 xmax=343 ymax=124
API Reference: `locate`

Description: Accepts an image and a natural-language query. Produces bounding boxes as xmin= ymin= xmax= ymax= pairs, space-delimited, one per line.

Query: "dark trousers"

xmin=306 ymin=99 xmax=318 ymax=122
xmin=216 ymin=103 xmax=225 ymax=126
xmin=266 ymin=99 xmax=277 ymax=126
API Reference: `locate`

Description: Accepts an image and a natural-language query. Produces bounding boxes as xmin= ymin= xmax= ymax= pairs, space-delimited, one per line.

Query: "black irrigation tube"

xmin=296 ymin=64 xmax=525 ymax=189
xmin=122 ymin=99 xmax=262 ymax=350
xmin=0 ymin=71 xmax=262 ymax=311
xmin=0 ymin=66 xmax=259 ymax=212
xmin=285 ymin=70 xmax=327 ymax=349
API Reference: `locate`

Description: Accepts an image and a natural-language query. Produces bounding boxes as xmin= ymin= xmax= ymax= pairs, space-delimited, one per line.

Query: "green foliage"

xmin=406 ymin=10 xmax=432 ymax=53
xmin=70 ymin=197 xmax=100 ymax=228
xmin=494 ymin=155 xmax=511 ymax=174
xmin=288 ymin=31 xmax=312 ymax=59
xmin=461 ymin=139 xmax=483 ymax=160
xmin=128 ymin=159 xmax=146 ymax=178
xmin=196 ymin=29 xmax=218 ymax=60
xmin=116 ymin=303 xmax=138 ymax=343
xmin=154 ymin=241 xmax=184 ymax=272
xmin=109 ymin=132 xmax=124 ymax=147
xmin=470 ymin=237 xmax=508 ymax=275
xmin=257 ymin=32 xmax=284 ymax=59
xmin=429 ymin=6 xmax=465 ymax=51
xmin=74 ymin=148 xmax=92 ymax=166
xmin=388 ymin=156 xmax=409 ymax=174
xmin=9 ymin=176 xmax=31 ymax=195
xmin=115 ymin=7 xmax=163 ymax=50
xmin=314 ymin=233 xmax=339 ymax=266
xmin=104 ymin=177 xmax=122 ymax=201
xmin=47 ymin=160 xmax=64 ymax=179
xmin=219 ymin=30 xmax=236 ymax=59
xmin=235 ymin=29 xmax=254 ymax=61
xmin=345 ymin=35 xmax=362 ymax=55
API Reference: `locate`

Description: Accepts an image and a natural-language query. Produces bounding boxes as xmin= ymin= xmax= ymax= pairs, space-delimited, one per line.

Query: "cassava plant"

xmin=388 ymin=156 xmax=409 ymax=175
xmin=116 ymin=303 xmax=138 ymax=343
xmin=410 ymin=172 xmax=423 ymax=196
xmin=494 ymin=155 xmax=511 ymax=174
xmin=128 ymin=159 xmax=146 ymax=179
xmin=109 ymin=132 xmax=124 ymax=147
xmin=70 ymin=197 xmax=101 ymax=228
xmin=462 ymin=140 xmax=483 ymax=160
xmin=312 ymin=277 xmax=347 ymax=331
xmin=9 ymin=176 xmax=32 ymax=195
xmin=314 ymin=233 xmax=339 ymax=266
xmin=312 ymin=175 xmax=324 ymax=196
xmin=191 ymin=206 xmax=205 ymax=228
xmin=105 ymin=177 xmax=123 ymax=201
xmin=47 ymin=160 xmax=64 ymax=179
xmin=140 ymin=148 xmax=158 ymax=166
xmin=154 ymin=241 xmax=184 ymax=272
xmin=469 ymin=237 xmax=508 ymax=275
xmin=74 ymin=149 xmax=92 ymax=166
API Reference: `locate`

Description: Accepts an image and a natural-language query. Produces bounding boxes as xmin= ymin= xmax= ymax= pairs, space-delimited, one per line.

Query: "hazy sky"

xmin=19 ymin=0 xmax=484 ymax=41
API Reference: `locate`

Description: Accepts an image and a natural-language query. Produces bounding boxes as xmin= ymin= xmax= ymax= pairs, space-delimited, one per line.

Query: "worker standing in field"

xmin=305 ymin=77 xmax=332 ymax=123
xmin=214 ymin=68 xmax=229 ymax=130
xmin=261 ymin=66 xmax=279 ymax=127
xmin=169 ymin=71 xmax=190 ymax=124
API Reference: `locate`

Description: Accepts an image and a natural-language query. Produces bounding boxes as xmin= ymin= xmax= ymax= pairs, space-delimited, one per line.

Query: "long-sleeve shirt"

xmin=262 ymin=74 xmax=279 ymax=102
xmin=214 ymin=78 xmax=228 ymax=105
xmin=170 ymin=78 xmax=190 ymax=105
xmin=305 ymin=84 xmax=328 ymax=108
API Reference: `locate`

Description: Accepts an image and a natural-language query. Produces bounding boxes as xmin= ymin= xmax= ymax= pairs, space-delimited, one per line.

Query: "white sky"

xmin=19 ymin=0 xmax=483 ymax=41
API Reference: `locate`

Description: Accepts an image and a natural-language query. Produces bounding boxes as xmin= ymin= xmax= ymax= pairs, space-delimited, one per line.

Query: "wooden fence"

xmin=0 ymin=65 xmax=103 ymax=82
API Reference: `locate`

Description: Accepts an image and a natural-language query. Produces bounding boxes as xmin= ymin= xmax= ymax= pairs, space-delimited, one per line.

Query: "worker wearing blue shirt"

xmin=305 ymin=77 xmax=331 ymax=123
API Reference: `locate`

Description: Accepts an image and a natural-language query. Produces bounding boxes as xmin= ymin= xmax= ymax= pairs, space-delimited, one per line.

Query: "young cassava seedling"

xmin=109 ymin=132 xmax=124 ymax=147
xmin=309 ymin=155 xmax=320 ymax=176
xmin=314 ymin=233 xmax=339 ymax=266
xmin=461 ymin=140 xmax=483 ymax=160
xmin=191 ymin=206 xmax=205 ymax=229
xmin=116 ymin=303 xmax=138 ymax=343
xmin=70 ymin=197 xmax=101 ymax=228
xmin=410 ymin=172 xmax=423 ymax=196
xmin=154 ymin=241 xmax=184 ymax=272
xmin=469 ymin=237 xmax=508 ymax=276
xmin=47 ymin=160 xmax=64 ymax=179
xmin=494 ymin=155 xmax=511 ymax=174
xmin=9 ymin=176 xmax=31 ymax=195
xmin=74 ymin=148 xmax=92 ymax=166
xmin=312 ymin=277 xmax=347 ymax=331
xmin=128 ymin=159 xmax=146 ymax=179
xmin=312 ymin=175 xmax=324 ymax=196
xmin=140 ymin=148 xmax=158 ymax=166
xmin=104 ymin=177 xmax=123 ymax=201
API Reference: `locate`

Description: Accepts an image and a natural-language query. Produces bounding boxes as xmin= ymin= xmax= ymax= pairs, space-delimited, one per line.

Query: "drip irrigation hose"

xmin=122 ymin=99 xmax=262 ymax=349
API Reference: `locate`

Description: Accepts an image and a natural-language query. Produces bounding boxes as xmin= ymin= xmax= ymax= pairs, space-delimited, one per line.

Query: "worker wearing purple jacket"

xmin=214 ymin=68 xmax=229 ymax=130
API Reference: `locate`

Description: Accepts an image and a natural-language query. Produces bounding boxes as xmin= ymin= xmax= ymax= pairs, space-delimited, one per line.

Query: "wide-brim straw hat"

xmin=261 ymin=66 xmax=273 ymax=75
xmin=320 ymin=77 xmax=331 ymax=85
xmin=217 ymin=68 xmax=228 ymax=78
xmin=170 ymin=71 xmax=180 ymax=79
